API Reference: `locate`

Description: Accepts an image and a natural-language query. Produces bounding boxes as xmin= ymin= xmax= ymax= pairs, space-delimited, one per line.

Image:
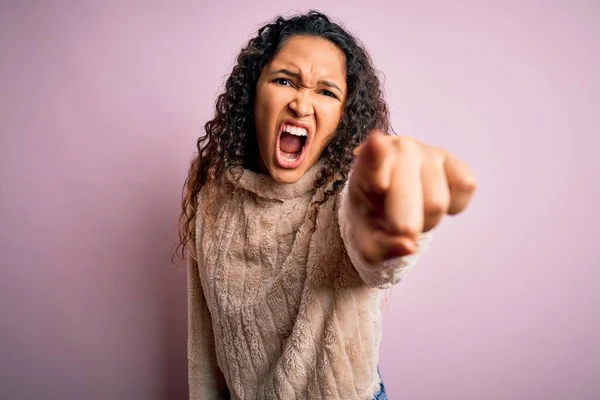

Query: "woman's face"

xmin=254 ymin=35 xmax=347 ymax=183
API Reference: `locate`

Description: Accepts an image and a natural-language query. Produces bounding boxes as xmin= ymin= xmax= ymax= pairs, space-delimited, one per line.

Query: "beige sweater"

xmin=188 ymin=163 xmax=431 ymax=399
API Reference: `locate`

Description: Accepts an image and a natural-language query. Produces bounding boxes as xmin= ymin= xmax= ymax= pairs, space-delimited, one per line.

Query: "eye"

xmin=273 ymin=78 xmax=292 ymax=87
xmin=320 ymin=89 xmax=337 ymax=99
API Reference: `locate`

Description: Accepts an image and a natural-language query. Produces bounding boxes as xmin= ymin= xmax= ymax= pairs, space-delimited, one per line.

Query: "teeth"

xmin=283 ymin=124 xmax=307 ymax=137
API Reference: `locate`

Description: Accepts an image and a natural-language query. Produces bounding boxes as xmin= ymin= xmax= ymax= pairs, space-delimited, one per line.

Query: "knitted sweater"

xmin=187 ymin=162 xmax=431 ymax=399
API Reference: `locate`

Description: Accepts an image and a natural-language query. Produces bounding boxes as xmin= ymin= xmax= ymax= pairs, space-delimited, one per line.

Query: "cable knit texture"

xmin=188 ymin=163 xmax=432 ymax=399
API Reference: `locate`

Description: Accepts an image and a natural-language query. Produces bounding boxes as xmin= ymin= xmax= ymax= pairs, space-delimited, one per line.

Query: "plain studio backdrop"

xmin=1 ymin=1 xmax=598 ymax=399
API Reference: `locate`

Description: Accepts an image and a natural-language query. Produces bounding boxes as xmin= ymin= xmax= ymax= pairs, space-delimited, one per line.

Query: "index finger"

xmin=351 ymin=131 xmax=394 ymax=195
xmin=384 ymin=139 xmax=424 ymax=240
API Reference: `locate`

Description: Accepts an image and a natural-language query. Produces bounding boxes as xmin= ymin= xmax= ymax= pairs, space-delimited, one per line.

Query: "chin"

xmin=267 ymin=165 xmax=305 ymax=184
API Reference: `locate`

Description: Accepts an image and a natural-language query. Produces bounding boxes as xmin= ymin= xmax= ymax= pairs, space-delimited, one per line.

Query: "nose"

xmin=288 ymin=90 xmax=314 ymax=118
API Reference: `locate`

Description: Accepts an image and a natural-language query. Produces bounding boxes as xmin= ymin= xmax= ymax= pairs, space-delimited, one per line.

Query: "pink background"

xmin=1 ymin=1 xmax=598 ymax=399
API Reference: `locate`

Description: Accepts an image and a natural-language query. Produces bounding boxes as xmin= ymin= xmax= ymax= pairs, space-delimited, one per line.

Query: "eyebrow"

xmin=269 ymin=68 xmax=344 ymax=95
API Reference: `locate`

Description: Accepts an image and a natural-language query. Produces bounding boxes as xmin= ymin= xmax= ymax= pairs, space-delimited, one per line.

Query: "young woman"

xmin=178 ymin=11 xmax=476 ymax=400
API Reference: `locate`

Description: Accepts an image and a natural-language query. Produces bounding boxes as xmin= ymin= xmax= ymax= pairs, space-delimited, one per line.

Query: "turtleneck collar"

xmin=226 ymin=162 xmax=324 ymax=201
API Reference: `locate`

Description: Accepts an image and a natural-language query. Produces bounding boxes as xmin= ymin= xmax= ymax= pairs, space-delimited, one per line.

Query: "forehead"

xmin=270 ymin=36 xmax=347 ymax=81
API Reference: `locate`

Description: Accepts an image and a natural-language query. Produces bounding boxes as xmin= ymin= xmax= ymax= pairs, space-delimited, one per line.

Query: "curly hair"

xmin=176 ymin=10 xmax=389 ymax=260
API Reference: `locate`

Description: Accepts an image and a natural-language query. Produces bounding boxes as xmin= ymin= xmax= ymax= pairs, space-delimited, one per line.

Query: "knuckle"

xmin=394 ymin=223 xmax=420 ymax=240
xmin=454 ymin=174 xmax=477 ymax=193
xmin=370 ymin=133 xmax=389 ymax=150
xmin=396 ymin=135 xmax=417 ymax=148
xmin=394 ymin=136 xmax=422 ymax=158
xmin=431 ymin=147 xmax=446 ymax=164
xmin=425 ymin=190 xmax=451 ymax=215
xmin=425 ymin=199 xmax=448 ymax=216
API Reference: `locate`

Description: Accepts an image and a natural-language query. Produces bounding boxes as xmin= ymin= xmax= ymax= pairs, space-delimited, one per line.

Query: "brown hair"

xmin=175 ymin=11 xmax=389 ymax=261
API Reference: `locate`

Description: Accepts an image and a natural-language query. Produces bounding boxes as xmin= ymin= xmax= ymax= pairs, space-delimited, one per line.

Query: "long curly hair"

xmin=176 ymin=10 xmax=389 ymax=260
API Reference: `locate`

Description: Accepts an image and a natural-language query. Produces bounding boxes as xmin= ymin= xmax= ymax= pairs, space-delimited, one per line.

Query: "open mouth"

xmin=276 ymin=122 xmax=310 ymax=169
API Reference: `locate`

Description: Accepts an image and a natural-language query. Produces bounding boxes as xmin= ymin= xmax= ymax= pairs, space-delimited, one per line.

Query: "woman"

xmin=178 ymin=10 xmax=476 ymax=400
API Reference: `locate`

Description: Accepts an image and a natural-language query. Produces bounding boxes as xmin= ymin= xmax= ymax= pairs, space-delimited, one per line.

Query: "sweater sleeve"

xmin=187 ymin=253 xmax=229 ymax=399
xmin=337 ymin=182 xmax=433 ymax=289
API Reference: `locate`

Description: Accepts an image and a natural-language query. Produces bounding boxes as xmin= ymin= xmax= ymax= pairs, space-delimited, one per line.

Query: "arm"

xmin=340 ymin=132 xmax=476 ymax=288
xmin=187 ymin=253 xmax=229 ymax=399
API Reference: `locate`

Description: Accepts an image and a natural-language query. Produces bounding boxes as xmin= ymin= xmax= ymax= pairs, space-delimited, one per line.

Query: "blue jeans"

xmin=373 ymin=366 xmax=388 ymax=399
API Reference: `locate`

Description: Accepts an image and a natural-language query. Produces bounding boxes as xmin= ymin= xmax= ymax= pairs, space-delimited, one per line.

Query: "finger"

xmin=355 ymin=224 xmax=416 ymax=264
xmin=384 ymin=138 xmax=423 ymax=240
xmin=444 ymin=153 xmax=477 ymax=215
xmin=378 ymin=233 xmax=416 ymax=260
xmin=421 ymin=148 xmax=450 ymax=232
xmin=351 ymin=131 xmax=394 ymax=197
xmin=351 ymin=130 xmax=380 ymax=157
